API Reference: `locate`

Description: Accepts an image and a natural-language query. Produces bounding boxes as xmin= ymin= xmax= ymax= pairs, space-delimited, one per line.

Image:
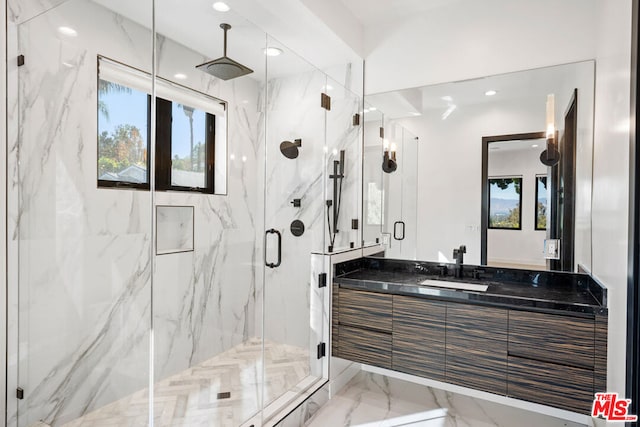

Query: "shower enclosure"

xmin=6 ymin=0 xmax=362 ymax=425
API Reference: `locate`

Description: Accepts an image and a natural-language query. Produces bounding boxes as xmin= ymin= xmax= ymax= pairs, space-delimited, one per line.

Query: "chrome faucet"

xmin=453 ymin=245 xmax=466 ymax=278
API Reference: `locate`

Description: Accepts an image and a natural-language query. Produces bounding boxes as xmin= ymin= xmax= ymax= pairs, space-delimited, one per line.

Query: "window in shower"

xmin=155 ymin=98 xmax=215 ymax=193
xmin=97 ymin=56 xmax=227 ymax=193
xmin=97 ymin=78 xmax=151 ymax=188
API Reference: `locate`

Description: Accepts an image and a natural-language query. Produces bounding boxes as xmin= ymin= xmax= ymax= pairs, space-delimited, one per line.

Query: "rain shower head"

xmin=196 ymin=23 xmax=253 ymax=81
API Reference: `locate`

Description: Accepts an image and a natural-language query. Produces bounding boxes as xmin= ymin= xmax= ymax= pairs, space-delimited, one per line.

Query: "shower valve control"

xmin=291 ymin=199 xmax=301 ymax=207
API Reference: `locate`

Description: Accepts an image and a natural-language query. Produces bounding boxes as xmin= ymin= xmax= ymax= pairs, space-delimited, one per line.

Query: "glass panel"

xmin=325 ymin=76 xmax=362 ymax=253
xmin=8 ymin=0 xmax=153 ymax=425
xmin=153 ymin=1 xmax=267 ymax=425
xmin=362 ymin=106 xmax=384 ymax=247
xmin=170 ymin=102 xmax=207 ymax=188
xmin=488 ymin=177 xmax=523 ymax=229
xmin=262 ymin=35 xmax=327 ymax=422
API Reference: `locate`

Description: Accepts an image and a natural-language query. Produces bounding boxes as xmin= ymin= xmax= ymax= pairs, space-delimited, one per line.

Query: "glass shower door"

xmin=261 ymin=37 xmax=327 ymax=421
xmin=9 ymin=0 xmax=154 ymax=425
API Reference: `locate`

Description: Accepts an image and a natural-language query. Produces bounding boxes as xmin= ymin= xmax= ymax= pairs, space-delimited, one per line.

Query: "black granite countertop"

xmin=334 ymin=257 xmax=607 ymax=316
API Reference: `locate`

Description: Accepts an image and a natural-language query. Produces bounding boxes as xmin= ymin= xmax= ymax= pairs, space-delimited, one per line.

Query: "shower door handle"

xmin=393 ymin=221 xmax=405 ymax=241
xmin=265 ymin=228 xmax=282 ymax=268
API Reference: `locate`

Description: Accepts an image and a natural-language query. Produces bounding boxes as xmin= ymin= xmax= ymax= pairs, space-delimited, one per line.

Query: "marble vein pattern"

xmin=307 ymin=372 xmax=589 ymax=427
xmin=7 ymin=1 xmax=265 ymax=425
xmin=60 ymin=339 xmax=311 ymax=427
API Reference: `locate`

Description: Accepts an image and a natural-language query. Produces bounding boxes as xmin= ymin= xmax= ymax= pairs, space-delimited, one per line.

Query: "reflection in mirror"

xmin=365 ymin=60 xmax=594 ymax=272
xmin=362 ymin=106 xmax=384 ymax=247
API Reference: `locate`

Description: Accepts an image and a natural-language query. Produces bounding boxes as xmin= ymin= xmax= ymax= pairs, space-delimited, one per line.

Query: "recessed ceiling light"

xmin=324 ymin=84 xmax=334 ymax=91
xmin=369 ymin=107 xmax=377 ymax=111
xmin=485 ymin=90 xmax=497 ymax=96
xmin=174 ymin=73 xmax=187 ymax=80
xmin=212 ymin=2 xmax=230 ymax=12
xmin=242 ymin=155 xmax=247 ymax=162
xmin=58 ymin=26 xmax=77 ymax=37
xmin=264 ymin=47 xmax=283 ymax=57
xmin=410 ymin=112 xmax=421 ymax=116
xmin=532 ymin=144 xmax=539 ymax=148
xmin=441 ymin=95 xmax=453 ymax=102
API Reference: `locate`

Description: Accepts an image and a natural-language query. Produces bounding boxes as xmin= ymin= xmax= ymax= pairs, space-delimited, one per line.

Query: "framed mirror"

xmin=365 ymin=60 xmax=594 ymax=272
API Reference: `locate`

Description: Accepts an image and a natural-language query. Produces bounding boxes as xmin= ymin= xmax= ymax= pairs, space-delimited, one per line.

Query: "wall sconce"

xmin=540 ymin=94 xmax=560 ymax=166
xmin=382 ymin=139 xmax=397 ymax=173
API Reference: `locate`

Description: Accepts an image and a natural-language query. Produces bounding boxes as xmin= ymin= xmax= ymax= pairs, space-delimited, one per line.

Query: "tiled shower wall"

xmin=6 ymin=0 xmax=362 ymax=426
xmin=7 ymin=0 xmax=264 ymax=424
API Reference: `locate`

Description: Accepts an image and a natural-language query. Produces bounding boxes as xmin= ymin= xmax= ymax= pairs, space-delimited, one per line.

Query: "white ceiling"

xmin=92 ymin=0 xmax=362 ymax=84
xmin=336 ymin=0 xmax=461 ymax=28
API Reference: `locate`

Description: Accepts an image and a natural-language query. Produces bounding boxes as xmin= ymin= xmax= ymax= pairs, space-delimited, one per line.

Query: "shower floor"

xmin=61 ymin=338 xmax=312 ymax=427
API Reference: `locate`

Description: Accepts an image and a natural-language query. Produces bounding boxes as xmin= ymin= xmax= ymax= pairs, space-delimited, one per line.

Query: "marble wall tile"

xmin=7 ymin=0 xmax=264 ymax=425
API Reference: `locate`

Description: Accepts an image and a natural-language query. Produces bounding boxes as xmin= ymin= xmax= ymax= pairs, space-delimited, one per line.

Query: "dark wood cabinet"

xmin=339 ymin=325 xmax=392 ymax=369
xmin=508 ymin=310 xmax=594 ymax=368
xmin=331 ymin=284 xmax=607 ymax=415
xmin=331 ymin=286 xmax=392 ymax=368
xmin=445 ymin=304 xmax=508 ymax=395
xmin=392 ymin=296 xmax=446 ymax=381
xmin=507 ymin=355 xmax=595 ymax=413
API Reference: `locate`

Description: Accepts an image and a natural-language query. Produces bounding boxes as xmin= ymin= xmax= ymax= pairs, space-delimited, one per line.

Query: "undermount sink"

xmin=419 ymin=279 xmax=489 ymax=292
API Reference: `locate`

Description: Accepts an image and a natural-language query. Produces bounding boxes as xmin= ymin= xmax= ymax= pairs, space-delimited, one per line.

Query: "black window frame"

xmin=97 ymin=70 xmax=217 ymax=194
xmin=155 ymin=97 xmax=216 ymax=194
xmin=487 ymin=176 xmax=523 ymax=230
xmin=535 ymin=175 xmax=548 ymax=231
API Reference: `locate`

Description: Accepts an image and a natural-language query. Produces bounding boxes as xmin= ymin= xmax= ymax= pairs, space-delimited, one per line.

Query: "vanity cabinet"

xmin=332 ymin=284 xmax=607 ymax=415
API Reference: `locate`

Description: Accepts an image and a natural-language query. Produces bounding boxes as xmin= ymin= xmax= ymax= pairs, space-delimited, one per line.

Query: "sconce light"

xmin=382 ymin=139 xmax=397 ymax=173
xmin=540 ymin=94 xmax=560 ymax=167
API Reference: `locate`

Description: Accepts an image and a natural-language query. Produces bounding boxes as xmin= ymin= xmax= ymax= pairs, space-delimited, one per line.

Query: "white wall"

xmin=1 ymin=0 xmax=7 ymax=423
xmin=591 ymin=0 xmax=633 ymax=398
xmin=487 ymin=146 xmax=547 ymax=268
xmin=364 ymin=0 xmax=597 ymax=94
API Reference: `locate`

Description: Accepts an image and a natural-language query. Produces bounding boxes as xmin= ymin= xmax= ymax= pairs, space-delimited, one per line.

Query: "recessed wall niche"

xmin=156 ymin=205 xmax=195 ymax=255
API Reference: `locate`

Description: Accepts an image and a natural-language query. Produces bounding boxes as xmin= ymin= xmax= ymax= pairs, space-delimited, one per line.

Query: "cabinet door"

xmin=446 ymin=304 xmax=508 ymax=395
xmin=392 ymin=296 xmax=446 ymax=381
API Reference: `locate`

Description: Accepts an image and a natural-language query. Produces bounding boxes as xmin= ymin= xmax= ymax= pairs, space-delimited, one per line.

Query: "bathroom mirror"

xmin=365 ymin=60 xmax=594 ymax=272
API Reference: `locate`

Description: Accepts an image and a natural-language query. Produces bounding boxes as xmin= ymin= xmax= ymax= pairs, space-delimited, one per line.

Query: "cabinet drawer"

xmin=393 ymin=296 xmax=446 ymax=381
xmin=339 ymin=325 xmax=392 ymax=369
xmin=509 ymin=310 xmax=595 ymax=369
xmin=339 ymin=288 xmax=392 ymax=331
xmin=508 ymin=355 xmax=594 ymax=413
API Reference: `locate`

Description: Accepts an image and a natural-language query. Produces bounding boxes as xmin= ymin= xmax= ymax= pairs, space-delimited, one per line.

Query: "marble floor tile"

xmin=60 ymin=339 xmax=314 ymax=427
xmin=307 ymin=372 xmax=588 ymax=427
